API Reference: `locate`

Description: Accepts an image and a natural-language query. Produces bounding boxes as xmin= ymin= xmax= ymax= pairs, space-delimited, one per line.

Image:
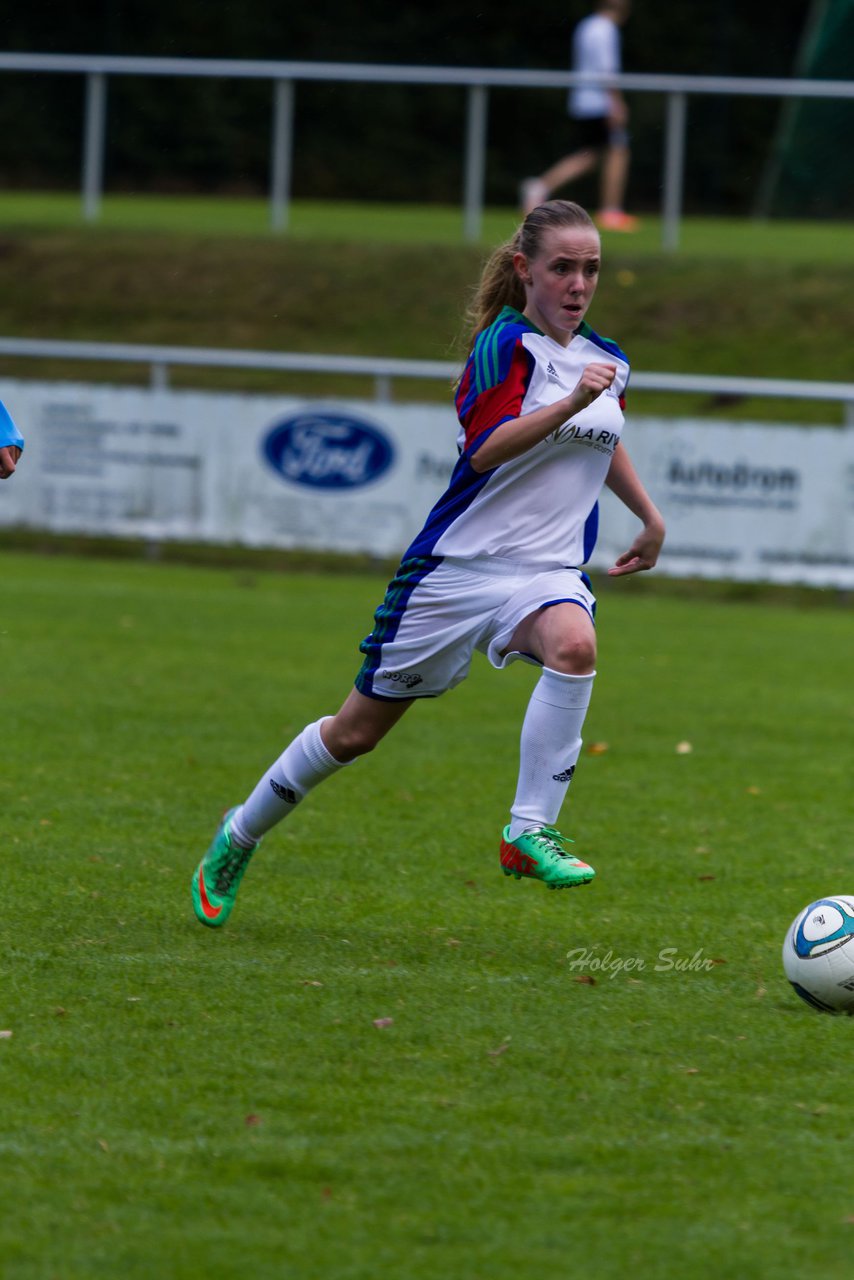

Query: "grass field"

xmin=3 ymin=191 xmax=854 ymax=261
xmin=3 ymin=551 xmax=853 ymax=1279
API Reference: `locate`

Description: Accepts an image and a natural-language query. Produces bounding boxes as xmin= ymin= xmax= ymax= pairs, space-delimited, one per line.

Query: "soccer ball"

xmin=782 ymin=896 xmax=854 ymax=1014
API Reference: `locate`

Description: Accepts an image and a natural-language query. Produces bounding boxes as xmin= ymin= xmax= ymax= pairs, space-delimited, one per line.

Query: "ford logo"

xmin=262 ymin=411 xmax=395 ymax=490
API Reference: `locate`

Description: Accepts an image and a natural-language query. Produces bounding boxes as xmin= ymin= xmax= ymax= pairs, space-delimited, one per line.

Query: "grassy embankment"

xmin=0 ymin=193 xmax=851 ymax=422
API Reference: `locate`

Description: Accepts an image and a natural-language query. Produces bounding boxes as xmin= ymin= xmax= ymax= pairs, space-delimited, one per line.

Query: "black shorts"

xmin=571 ymin=116 xmax=623 ymax=150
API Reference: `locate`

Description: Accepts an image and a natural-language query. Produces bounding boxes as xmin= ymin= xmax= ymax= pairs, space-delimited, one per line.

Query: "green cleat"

xmin=191 ymin=807 xmax=258 ymax=928
xmin=499 ymin=825 xmax=595 ymax=890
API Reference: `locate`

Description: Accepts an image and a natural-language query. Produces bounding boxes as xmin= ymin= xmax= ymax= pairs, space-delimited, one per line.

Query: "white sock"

xmin=229 ymin=718 xmax=347 ymax=848
xmin=508 ymin=668 xmax=595 ymax=841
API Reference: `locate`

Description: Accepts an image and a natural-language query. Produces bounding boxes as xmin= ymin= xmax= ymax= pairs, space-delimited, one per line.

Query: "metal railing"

xmin=1 ymin=52 xmax=853 ymax=250
xmin=1 ymin=335 xmax=852 ymax=423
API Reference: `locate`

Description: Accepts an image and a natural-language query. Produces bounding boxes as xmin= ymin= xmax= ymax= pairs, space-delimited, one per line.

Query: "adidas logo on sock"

xmin=270 ymin=779 xmax=297 ymax=805
xmin=552 ymin=764 xmax=576 ymax=783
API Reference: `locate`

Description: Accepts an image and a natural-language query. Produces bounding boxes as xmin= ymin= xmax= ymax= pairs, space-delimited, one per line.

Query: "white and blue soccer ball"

xmin=782 ymin=896 xmax=854 ymax=1014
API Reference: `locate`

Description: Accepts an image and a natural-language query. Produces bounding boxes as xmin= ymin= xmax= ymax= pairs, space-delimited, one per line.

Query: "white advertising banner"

xmin=1 ymin=379 xmax=852 ymax=588
xmin=591 ymin=418 xmax=854 ymax=588
xmin=0 ymin=379 xmax=459 ymax=559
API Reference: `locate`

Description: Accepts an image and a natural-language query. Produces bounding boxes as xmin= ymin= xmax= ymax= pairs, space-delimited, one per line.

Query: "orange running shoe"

xmin=596 ymin=210 xmax=640 ymax=233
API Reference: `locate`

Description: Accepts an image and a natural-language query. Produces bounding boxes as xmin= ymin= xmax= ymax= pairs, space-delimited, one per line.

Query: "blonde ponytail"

xmin=463 ymin=232 xmax=525 ymax=353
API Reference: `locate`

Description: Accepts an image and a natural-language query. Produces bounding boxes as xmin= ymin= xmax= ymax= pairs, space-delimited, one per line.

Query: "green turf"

xmin=3 ymin=192 xmax=854 ymax=262
xmin=2 ymin=551 xmax=853 ymax=1279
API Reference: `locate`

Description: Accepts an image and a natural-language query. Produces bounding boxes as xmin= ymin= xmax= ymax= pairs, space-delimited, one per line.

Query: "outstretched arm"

xmin=605 ymin=443 xmax=665 ymax=576
xmin=0 ymin=445 xmax=21 ymax=478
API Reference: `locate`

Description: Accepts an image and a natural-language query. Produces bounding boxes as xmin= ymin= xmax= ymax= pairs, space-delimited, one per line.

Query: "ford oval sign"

xmin=262 ymin=411 xmax=395 ymax=490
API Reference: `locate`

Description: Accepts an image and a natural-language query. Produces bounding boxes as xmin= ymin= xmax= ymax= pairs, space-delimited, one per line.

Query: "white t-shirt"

xmin=404 ymin=307 xmax=629 ymax=569
xmin=568 ymin=12 xmax=621 ymax=119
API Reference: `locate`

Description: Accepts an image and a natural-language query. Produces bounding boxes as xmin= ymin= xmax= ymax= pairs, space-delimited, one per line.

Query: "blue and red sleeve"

xmin=455 ymin=331 xmax=533 ymax=457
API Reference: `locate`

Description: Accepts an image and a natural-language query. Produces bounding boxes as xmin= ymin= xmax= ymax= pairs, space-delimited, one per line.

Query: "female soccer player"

xmin=192 ymin=199 xmax=664 ymax=927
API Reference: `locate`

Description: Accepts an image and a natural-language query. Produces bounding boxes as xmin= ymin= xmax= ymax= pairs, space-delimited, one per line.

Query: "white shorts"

xmin=355 ymin=554 xmax=596 ymax=701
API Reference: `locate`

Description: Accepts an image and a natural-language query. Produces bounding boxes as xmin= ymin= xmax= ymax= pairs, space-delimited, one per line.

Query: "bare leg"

xmin=507 ymin=602 xmax=596 ymax=674
xmin=539 ymin=148 xmax=599 ymax=199
xmin=600 ymin=142 xmax=630 ymax=212
xmin=320 ymin=686 xmax=415 ymax=762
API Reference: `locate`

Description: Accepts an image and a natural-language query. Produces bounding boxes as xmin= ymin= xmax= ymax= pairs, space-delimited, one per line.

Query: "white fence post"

xmin=150 ymin=361 xmax=170 ymax=391
xmin=662 ymin=91 xmax=687 ymax=252
xmin=463 ymin=85 xmax=488 ymax=244
xmin=270 ymin=78 xmax=295 ymax=233
xmin=82 ymin=71 xmax=107 ymax=224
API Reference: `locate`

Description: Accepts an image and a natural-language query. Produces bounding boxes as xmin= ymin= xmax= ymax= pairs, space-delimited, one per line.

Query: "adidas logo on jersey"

xmin=546 ymin=361 xmax=560 ymax=381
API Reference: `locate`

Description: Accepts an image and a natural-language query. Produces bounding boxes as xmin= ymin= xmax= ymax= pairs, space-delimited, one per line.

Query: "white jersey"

xmin=568 ymin=12 xmax=621 ymax=119
xmin=403 ymin=307 xmax=629 ymax=570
